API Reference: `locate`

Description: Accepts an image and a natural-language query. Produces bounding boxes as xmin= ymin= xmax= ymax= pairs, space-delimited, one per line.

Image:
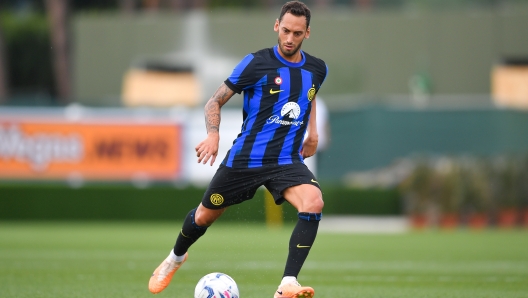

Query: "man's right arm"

xmin=195 ymin=83 xmax=236 ymax=166
xmin=204 ymin=83 xmax=235 ymax=134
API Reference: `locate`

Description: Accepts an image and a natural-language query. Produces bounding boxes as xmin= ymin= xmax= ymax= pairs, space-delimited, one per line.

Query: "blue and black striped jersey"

xmin=222 ymin=45 xmax=328 ymax=168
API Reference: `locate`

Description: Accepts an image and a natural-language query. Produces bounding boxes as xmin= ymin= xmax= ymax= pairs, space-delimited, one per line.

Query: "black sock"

xmin=173 ymin=208 xmax=208 ymax=256
xmin=283 ymin=212 xmax=322 ymax=278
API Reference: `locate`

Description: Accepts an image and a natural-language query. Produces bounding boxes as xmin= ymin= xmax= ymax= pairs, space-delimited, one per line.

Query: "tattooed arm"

xmin=204 ymin=83 xmax=234 ymax=134
xmin=195 ymin=83 xmax=236 ymax=166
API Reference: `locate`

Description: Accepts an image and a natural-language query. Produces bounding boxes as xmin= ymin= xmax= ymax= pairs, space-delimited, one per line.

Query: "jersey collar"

xmin=273 ymin=45 xmax=306 ymax=67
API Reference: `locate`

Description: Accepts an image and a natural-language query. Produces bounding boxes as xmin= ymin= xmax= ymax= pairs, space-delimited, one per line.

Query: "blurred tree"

xmin=45 ymin=0 xmax=71 ymax=103
xmin=0 ymin=23 xmax=8 ymax=102
xmin=1 ymin=11 xmax=54 ymax=103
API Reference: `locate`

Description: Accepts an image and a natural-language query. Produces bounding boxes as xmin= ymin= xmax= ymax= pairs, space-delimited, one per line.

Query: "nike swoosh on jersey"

xmin=311 ymin=179 xmax=319 ymax=185
xmin=270 ymin=89 xmax=284 ymax=94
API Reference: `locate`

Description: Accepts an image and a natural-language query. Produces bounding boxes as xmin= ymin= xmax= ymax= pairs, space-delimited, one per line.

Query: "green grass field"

xmin=1 ymin=221 xmax=528 ymax=298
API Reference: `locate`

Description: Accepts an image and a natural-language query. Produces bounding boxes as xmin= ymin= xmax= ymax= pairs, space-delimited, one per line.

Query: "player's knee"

xmin=195 ymin=204 xmax=225 ymax=226
xmin=311 ymin=196 xmax=324 ymax=213
xmin=194 ymin=210 xmax=215 ymax=227
xmin=302 ymin=193 xmax=324 ymax=213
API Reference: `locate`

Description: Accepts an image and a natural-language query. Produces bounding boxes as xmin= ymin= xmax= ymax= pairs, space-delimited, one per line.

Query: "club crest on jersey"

xmin=274 ymin=77 xmax=282 ymax=85
xmin=210 ymin=193 xmax=224 ymax=206
xmin=266 ymin=102 xmax=303 ymax=126
xmin=307 ymin=84 xmax=316 ymax=101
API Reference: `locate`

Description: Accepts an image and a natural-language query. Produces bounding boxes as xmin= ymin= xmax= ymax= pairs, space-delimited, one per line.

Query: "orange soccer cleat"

xmin=274 ymin=281 xmax=315 ymax=298
xmin=148 ymin=252 xmax=188 ymax=294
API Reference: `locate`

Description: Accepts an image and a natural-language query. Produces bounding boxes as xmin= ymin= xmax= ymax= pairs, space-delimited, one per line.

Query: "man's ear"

xmin=274 ymin=19 xmax=279 ymax=32
xmin=305 ymin=26 xmax=311 ymax=39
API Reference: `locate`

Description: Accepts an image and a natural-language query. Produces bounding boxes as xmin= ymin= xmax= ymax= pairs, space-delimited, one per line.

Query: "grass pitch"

xmin=1 ymin=221 xmax=527 ymax=298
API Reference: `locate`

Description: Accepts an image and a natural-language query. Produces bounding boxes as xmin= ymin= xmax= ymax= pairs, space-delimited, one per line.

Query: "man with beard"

xmin=149 ymin=2 xmax=328 ymax=297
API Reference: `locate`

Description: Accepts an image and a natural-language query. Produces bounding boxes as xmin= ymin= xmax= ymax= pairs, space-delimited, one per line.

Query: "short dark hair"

xmin=278 ymin=1 xmax=311 ymax=28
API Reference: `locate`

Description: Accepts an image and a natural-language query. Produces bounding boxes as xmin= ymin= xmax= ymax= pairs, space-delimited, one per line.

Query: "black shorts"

xmin=201 ymin=163 xmax=320 ymax=209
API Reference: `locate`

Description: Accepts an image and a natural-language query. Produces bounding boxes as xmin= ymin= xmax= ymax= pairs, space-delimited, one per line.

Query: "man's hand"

xmin=301 ymin=134 xmax=318 ymax=158
xmin=195 ymin=133 xmax=220 ymax=166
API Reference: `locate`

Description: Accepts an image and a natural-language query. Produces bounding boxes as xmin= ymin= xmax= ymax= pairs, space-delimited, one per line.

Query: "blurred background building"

xmin=1 ymin=0 xmax=528 ymax=228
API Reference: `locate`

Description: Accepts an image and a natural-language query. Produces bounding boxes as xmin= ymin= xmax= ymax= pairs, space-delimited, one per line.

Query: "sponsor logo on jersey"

xmin=210 ymin=193 xmax=224 ymax=206
xmin=266 ymin=102 xmax=304 ymax=126
xmin=281 ymin=102 xmax=301 ymax=119
xmin=269 ymin=89 xmax=283 ymax=94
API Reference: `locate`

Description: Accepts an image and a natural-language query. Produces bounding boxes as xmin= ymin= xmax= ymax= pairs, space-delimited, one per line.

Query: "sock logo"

xmin=210 ymin=193 xmax=224 ymax=206
xmin=180 ymin=229 xmax=191 ymax=238
xmin=296 ymin=244 xmax=311 ymax=248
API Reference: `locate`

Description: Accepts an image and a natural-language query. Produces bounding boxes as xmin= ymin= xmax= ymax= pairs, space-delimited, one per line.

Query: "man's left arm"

xmin=301 ymin=96 xmax=318 ymax=158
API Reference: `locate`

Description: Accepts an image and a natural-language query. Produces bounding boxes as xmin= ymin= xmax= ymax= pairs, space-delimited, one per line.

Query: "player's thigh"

xmin=201 ymin=165 xmax=263 ymax=209
xmin=264 ymin=163 xmax=323 ymax=210
xmin=283 ymin=184 xmax=324 ymax=213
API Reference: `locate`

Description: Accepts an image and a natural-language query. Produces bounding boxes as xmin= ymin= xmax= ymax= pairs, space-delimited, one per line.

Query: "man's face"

xmin=274 ymin=13 xmax=310 ymax=60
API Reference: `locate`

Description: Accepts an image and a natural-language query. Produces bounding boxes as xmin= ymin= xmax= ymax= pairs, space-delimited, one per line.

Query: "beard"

xmin=277 ymin=38 xmax=303 ymax=58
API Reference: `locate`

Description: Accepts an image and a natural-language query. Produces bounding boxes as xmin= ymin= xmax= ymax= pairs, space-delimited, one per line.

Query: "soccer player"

xmin=149 ymin=1 xmax=328 ymax=297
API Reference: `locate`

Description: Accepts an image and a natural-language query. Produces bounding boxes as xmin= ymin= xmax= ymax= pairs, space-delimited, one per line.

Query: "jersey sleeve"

xmin=321 ymin=64 xmax=329 ymax=86
xmin=314 ymin=63 xmax=329 ymax=95
xmin=224 ymin=53 xmax=258 ymax=94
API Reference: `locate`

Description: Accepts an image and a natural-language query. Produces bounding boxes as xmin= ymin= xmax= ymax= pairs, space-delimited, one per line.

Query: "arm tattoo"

xmin=205 ymin=84 xmax=234 ymax=134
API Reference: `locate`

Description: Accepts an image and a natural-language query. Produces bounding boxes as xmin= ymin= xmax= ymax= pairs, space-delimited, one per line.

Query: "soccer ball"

xmin=194 ymin=272 xmax=240 ymax=298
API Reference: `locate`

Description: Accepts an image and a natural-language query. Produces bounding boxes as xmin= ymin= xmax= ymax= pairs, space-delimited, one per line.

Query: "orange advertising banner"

xmin=0 ymin=120 xmax=182 ymax=181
